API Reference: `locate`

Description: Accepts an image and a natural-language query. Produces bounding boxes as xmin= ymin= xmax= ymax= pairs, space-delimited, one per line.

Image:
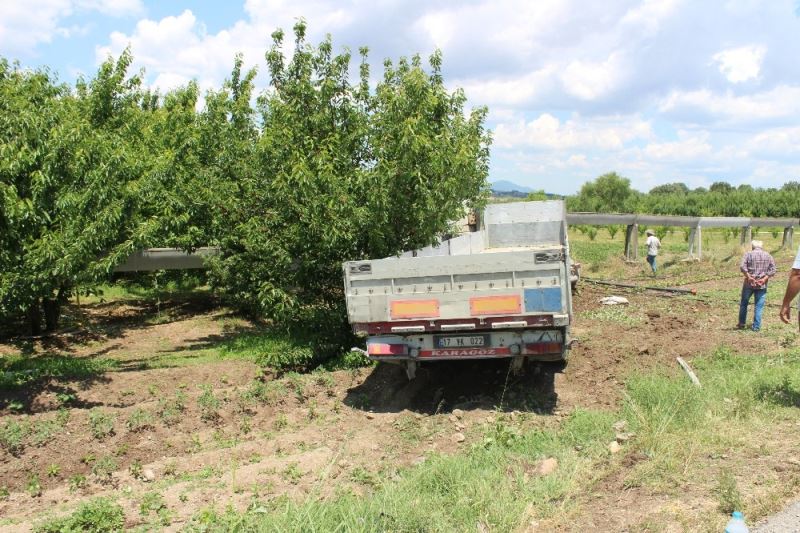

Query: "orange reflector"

xmin=390 ymin=299 xmax=440 ymax=319
xmin=470 ymin=295 xmax=521 ymax=316
xmin=368 ymin=343 xmax=408 ymax=356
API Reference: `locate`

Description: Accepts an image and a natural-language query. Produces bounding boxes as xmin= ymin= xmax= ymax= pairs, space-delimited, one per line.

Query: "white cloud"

xmin=748 ymin=127 xmax=800 ymax=156
xmin=0 ymin=0 xmax=142 ymax=55
xmin=644 ymin=130 xmax=712 ymax=160
xmin=76 ymin=0 xmax=143 ymax=17
xmin=659 ymin=85 xmax=800 ymax=124
xmin=560 ymin=52 xmax=626 ymax=101
xmin=712 ymin=44 xmax=766 ymax=83
xmin=0 ymin=0 xmax=72 ymax=52
xmin=620 ymin=0 xmax=683 ymax=36
xmin=494 ymin=113 xmax=653 ymax=150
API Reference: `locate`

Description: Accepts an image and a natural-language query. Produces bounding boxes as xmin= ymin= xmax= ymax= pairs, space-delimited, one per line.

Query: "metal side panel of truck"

xmin=342 ymin=200 xmax=574 ymax=379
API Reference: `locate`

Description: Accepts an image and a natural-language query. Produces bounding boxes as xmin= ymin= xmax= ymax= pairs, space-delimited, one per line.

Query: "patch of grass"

xmin=91 ymin=455 xmax=118 ymax=481
xmin=140 ymin=491 xmax=171 ymax=525
xmin=0 ymin=355 xmax=119 ymax=389
xmin=716 ymin=469 xmax=743 ymax=515
xmin=219 ymin=328 xmax=316 ymax=371
xmin=184 ymin=346 xmax=800 ymax=531
xmin=27 ymin=475 xmax=42 ymax=497
xmin=282 ymin=463 xmax=303 ymax=484
xmin=68 ymin=474 xmax=87 ymax=492
xmin=35 ymin=497 xmax=125 ymax=532
xmin=580 ymin=306 xmax=642 ymax=325
xmin=126 ymin=408 xmax=155 ymax=432
xmin=198 ymin=384 xmax=221 ymax=422
xmin=238 ymin=380 xmax=285 ymax=407
xmin=87 ymin=409 xmax=115 ymax=440
xmin=349 ymin=466 xmax=379 ymax=488
xmin=157 ymin=391 xmax=187 ymax=426
xmin=0 ymin=419 xmax=28 ymax=455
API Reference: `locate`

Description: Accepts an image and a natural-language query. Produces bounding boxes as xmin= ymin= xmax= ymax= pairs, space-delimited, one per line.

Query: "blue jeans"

xmin=646 ymin=254 xmax=657 ymax=273
xmin=739 ymin=285 xmax=767 ymax=331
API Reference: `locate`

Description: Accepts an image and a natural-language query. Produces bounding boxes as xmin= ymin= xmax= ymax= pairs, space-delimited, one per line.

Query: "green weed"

xmin=0 ymin=420 xmax=28 ymax=455
xmin=126 ymin=408 xmax=154 ymax=432
xmin=716 ymin=469 xmax=743 ymax=515
xmin=27 ymin=475 xmax=42 ymax=497
xmin=91 ymin=456 xmax=118 ymax=481
xmin=35 ymin=497 xmax=125 ymax=532
xmin=87 ymin=409 xmax=115 ymax=440
xmin=198 ymin=384 xmax=221 ymax=421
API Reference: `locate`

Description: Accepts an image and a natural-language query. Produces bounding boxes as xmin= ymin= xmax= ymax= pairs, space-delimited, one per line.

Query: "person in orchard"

xmin=779 ymin=244 xmax=800 ymax=330
xmin=738 ymin=240 xmax=776 ymax=332
xmin=644 ymin=229 xmax=661 ymax=275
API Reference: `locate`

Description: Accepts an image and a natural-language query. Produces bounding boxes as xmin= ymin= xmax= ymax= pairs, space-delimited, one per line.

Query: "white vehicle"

xmin=342 ymin=200 xmax=575 ymax=379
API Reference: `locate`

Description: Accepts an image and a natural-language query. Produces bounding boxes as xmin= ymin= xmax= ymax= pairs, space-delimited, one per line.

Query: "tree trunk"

xmin=43 ymin=298 xmax=61 ymax=332
xmin=43 ymin=287 xmax=68 ymax=332
xmin=27 ymin=300 xmax=42 ymax=336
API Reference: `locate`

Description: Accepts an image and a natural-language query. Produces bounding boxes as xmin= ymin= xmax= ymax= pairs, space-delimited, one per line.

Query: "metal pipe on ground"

xmin=582 ymin=277 xmax=697 ymax=295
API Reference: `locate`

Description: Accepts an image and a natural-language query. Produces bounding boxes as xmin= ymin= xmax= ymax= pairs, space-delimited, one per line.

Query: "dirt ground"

xmin=1 ymin=270 xmax=797 ymax=531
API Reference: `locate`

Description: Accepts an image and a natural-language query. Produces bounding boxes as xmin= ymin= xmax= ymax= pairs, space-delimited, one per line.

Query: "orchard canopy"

xmin=0 ymin=21 xmax=491 ymax=337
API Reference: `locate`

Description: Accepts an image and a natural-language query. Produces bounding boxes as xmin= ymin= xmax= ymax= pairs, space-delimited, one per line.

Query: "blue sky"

xmin=2 ymin=0 xmax=800 ymax=194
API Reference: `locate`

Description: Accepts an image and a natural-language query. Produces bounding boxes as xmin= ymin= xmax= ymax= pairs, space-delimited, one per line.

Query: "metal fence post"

xmin=688 ymin=226 xmax=697 ymax=257
xmin=741 ymin=226 xmax=752 ymax=245
xmin=783 ymin=227 xmax=794 ymax=249
xmin=624 ymin=224 xmax=638 ymax=260
xmin=697 ymin=225 xmax=702 ymax=259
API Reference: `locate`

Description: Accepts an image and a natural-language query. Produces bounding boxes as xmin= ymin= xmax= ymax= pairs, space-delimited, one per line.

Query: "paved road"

xmin=753 ymin=501 xmax=800 ymax=532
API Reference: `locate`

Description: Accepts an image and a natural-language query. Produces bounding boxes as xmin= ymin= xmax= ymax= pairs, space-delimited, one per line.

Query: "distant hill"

xmin=490 ymin=180 xmax=533 ymax=193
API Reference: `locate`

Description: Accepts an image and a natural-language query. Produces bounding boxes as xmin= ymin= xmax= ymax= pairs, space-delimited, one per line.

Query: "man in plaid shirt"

xmin=738 ymin=240 xmax=777 ymax=332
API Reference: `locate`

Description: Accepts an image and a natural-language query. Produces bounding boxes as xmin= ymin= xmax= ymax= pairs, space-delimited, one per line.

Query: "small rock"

xmin=612 ymin=420 xmax=627 ymax=432
xmin=453 ymin=432 xmax=466 ymax=443
xmin=455 ymin=423 xmax=465 ymax=431
xmin=452 ymin=409 xmax=464 ymax=419
xmin=414 ymin=413 xmax=423 ymax=419
xmin=615 ymin=432 xmax=635 ymax=443
xmin=365 ymin=412 xmax=375 ymax=420
xmin=775 ymin=464 xmax=787 ymax=472
xmin=338 ymin=460 xmax=351 ymax=468
xmin=142 ymin=469 xmax=155 ymax=482
xmin=608 ymin=441 xmax=622 ymax=454
xmin=537 ymin=457 xmax=559 ymax=476
xmin=637 ymin=346 xmax=649 ymax=355
xmin=448 ymin=415 xmax=458 ymax=422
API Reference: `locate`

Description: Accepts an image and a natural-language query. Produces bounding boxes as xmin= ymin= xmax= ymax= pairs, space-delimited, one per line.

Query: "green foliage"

xmin=1 ymin=24 xmax=489 ymax=354
xmin=567 ymin=173 xmax=800 ymax=218
xmin=569 ymin=172 xmax=635 ymax=213
xmin=91 ymin=455 xmax=118 ymax=480
xmin=526 ymin=189 xmax=549 ymax=201
xmin=715 ymin=469 xmax=742 ymax=514
xmin=35 ymin=498 xmax=125 ymax=532
xmin=126 ymin=408 xmax=154 ymax=432
xmin=87 ymin=409 xmax=115 ymax=440
xmin=0 ymin=419 xmax=26 ymax=455
xmin=208 ymin=22 xmax=490 ymax=360
xmin=197 ymin=384 xmax=221 ymax=421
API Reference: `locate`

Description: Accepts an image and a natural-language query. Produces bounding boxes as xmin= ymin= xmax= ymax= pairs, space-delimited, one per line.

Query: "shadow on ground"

xmin=345 ymin=358 xmax=562 ymax=415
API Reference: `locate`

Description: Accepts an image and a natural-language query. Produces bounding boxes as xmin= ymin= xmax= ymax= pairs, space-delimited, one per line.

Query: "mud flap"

xmin=405 ymin=360 xmax=418 ymax=380
xmin=510 ymin=355 xmax=525 ymax=376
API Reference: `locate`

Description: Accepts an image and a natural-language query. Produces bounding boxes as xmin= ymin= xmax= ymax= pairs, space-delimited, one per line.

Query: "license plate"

xmin=434 ymin=334 xmax=489 ymax=349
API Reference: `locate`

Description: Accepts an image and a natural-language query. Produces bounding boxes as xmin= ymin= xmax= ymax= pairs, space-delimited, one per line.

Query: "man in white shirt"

xmin=780 ymin=245 xmax=800 ymax=330
xmin=645 ymin=229 xmax=661 ymax=275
